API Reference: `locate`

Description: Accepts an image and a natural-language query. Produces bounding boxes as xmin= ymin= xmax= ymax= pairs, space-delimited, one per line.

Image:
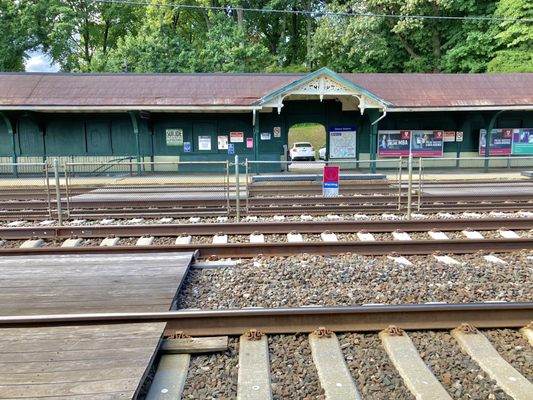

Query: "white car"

xmin=289 ymin=142 xmax=315 ymax=161
xmin=319 ymin=145 xmax=326 ymax=160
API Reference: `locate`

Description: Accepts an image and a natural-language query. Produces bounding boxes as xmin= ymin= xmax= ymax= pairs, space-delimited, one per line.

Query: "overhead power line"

xmin=85 ymin=0 xmax=533 ymax=23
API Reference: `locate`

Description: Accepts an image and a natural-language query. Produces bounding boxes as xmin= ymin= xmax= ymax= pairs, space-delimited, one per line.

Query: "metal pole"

xmin=64 ymin=163 xmax=70 ymax=218
xmin=397 ymin=157 xmax=402 ymax=210
xmin=44 ymin=163 xmax=52 ymax=219
xmin=245 ymin=159 xmax=249 ymax=214
xmin=417 ymin=158 xmax=423 ymax=211
xmin=407 ymin=154 xmax=413 ymax=219
xmin=53 ymin=159 xmax=63 ymax=226
xmin=234 ymin=155 xmax=240 ymax=223
xmin=225 ymin=160 xmax=230 ymax=216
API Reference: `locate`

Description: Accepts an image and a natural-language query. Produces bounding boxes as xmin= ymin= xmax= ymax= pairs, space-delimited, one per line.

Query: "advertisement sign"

xmin=217 ymin=135 xmax=228 ymax=150
xmin=323 ymin=166 xmax=339 ymax=197
xmin=411 ymin=130 xmax=444 ymax=157
xmin=198 ymin=136 xmax=211 ymax=151
xmin=329 ymin=126 xmax=356 ymax=159
xmin=184 ymin=142 xmax=191 ymax=152
xmin=479 ymin=129 xmax=512 ymax=155
xmin=260 ymin=132 xmax=271 ymax=140
xmin=443 ymin=131 xmax=456 ymax=142
xmin=228 ymin=143 xmax=235 ymax=155
xmin=166 ymin=129 xmax=183 ymax=146
xmin=378 ymin=130 xmax=410 ymax=157
xmin=273 ymin=127 xmax=281 ymax=138
xmin=246 ymin=137 xmax=254 ymax=149
xmin=512 ymin=128 xmax=533 ymax=155
xmin=230 ymin=131 xmax=244 ymax=143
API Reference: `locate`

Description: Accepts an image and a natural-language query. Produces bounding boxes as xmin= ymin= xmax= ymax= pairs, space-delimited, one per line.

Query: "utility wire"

xmin=85 ymin=0 xmax=533 ymax=23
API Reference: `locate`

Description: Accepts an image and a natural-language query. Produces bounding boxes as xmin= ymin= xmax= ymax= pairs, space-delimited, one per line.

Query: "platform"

xmin=0 ymin=251 xmax=195 ymax=399
xmin=252 ymin=173 xmax=387 ymax=183
xmin=522 ymin=171 xmax=533 ymax=178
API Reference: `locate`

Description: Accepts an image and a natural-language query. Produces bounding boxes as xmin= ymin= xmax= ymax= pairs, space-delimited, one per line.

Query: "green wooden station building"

xmin=1 ymin=68 xmax=532 ymax=173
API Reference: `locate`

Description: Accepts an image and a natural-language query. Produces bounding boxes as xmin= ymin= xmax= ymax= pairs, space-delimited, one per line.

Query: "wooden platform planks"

xmin=0 ymin=251 xmax=195 ymax=400
xmin=0 ymin=252 xmax=194 ymax=316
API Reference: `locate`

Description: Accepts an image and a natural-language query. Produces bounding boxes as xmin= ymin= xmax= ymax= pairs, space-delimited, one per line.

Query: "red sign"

xmin=246 ymin=137 xmax=254 ymax=148
xmin=323 ymin=166 xmax=339 ymax=186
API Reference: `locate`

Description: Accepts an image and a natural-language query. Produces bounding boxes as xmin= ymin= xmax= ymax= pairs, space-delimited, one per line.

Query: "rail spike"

xmin=385 ymin=325 xmax=405 ymax=336
xmin=244 ymin=329 xmax=264 ymax=341
xmin=457 ymin=323 xmax=478 ymax=334
xmin=313 ymin=326 xmax=333 ymax=338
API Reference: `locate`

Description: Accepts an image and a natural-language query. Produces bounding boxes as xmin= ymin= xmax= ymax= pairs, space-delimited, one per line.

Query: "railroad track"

xmin=2 ymin=303 xmax=532 ymax=399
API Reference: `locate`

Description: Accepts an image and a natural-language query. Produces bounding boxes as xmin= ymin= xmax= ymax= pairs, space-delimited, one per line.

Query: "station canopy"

xmin=0 ymin=67 xmax=532 ymax=114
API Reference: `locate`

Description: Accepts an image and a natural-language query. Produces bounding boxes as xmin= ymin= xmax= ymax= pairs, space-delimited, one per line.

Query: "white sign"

xmin=217 ymin=135 xmax=228 ymax=150
xmin=198 ymin=136 xmax=211 ymax=151
xmin=230 ymin=132 xmax=244 ymax=143
xmin=166 ymin=129 xmax=183 ymax=146
xmin=329 ymin=129 xmax=356 ymax=159
xmin=456 ymin=131 xmax=464 ymax=142
xmin=260 ymin=132 xmax=271 ymax=140
xmin=443 ymin=131 xmax=456 ymax=142
xmin=273 ymin=127 xmax=281 ymax=138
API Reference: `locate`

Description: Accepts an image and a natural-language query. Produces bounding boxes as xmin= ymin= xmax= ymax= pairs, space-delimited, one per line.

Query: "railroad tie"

xmin=320 ymin=232 xmax=338 ymax=242
xmin=379 ymin=326 xmax=452 ymax=400
xmin=287 ymin=232 xmax=303 ymax=243
xmin=451 ymin=324 xmax=533 ymax=400
xmin=213 ymin=234 xmax=228 ymax=244
xmin=499 ymin=229 xmax=520 ymax=239
xmin=433 ymin=254 xmax=460 ymax=265
xmin=462 ymin=229 xmax=484 ymax=240
xmin=145 ymin=354 xmax=190 ymax=400
xmin=61 ymin=238 xmax=82 ymax=248
xmin=519 ymin=323 xmax=533 ymax=346
xmin=428 ymin=230 xmax=449 ymax=240
xmin=20 ymin=238 xmax=44 ymax=248
xmin=175 ymin=235 xmax=192 ymax=245
xmin=136 ymin=236 xmax=155 ymax=246
xmin=99 ymin=237 xmax=120 ymax=247
xmin=356 ymin=231 xmax=375 ymax=241
xmin=237 ymin=331 xmax=272 ymax=400
xmin=392 ymin=230 xmax=412 ymax=241
xmin=309 ymin=328 xmax=361 ymax=400
xmin=249 ymin=233 xmax=265 ymax=243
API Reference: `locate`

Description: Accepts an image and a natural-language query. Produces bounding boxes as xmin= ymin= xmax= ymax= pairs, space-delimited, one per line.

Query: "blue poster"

xmin=228 ymin=143 xmax=235 ymax=155
xmin=184 ymin=142 xmax=191 ymax=152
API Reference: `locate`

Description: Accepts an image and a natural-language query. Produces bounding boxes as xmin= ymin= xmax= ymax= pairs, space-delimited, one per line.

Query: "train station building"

xmin=0 ymin=67 xmax=532 ymax=171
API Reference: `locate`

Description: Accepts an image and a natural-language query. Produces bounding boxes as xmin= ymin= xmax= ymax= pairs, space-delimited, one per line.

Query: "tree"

xmin=0 ymin=1 xmax=30 ymax=71
xmin=488 ymin=0 xmax=533 ymax=72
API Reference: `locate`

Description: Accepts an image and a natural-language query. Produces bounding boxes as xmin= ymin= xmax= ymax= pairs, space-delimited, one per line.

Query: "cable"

xmin=84 ymin=0 xmax=533 ymax=23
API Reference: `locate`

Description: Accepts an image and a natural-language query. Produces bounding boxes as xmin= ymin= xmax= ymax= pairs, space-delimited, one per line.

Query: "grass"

xmin=288 ymin=123 xmax=326 ymax=157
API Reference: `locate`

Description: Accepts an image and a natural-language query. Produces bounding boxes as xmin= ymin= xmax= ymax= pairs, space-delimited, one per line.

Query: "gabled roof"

xmin=0 ymin=70 xmax=532 ymax=111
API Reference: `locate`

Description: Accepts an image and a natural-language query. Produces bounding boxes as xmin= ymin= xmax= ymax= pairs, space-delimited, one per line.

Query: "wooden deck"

xmin=0 ymin=251 xmax=194 ymax=399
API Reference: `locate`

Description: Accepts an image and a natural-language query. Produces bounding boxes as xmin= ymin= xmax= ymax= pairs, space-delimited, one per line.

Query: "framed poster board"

xmin=198 ymin=135 xmax=211 ymax=151
xmin=479 ymin=129 xmax=512 ymax=155
xmin=411 ymin=130 xmax=444 ymax=157
xmin=512 ymin=128 xmax=533 ymax=155
xmin=329 ymin=126 xmax=356 ymax=159
xmin=378 ymin=130 xmax=410 ymax=157
xmin=166 ymin=129 xmax=183 ymax=146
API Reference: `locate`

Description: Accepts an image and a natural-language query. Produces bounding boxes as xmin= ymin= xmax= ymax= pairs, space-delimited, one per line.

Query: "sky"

xmin=24 ymin=50 xmax=60 ymax=72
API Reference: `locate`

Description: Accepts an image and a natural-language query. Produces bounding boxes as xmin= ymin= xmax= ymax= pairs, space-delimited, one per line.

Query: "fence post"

xmin=417 ymin=158 xmax=423 ymax=211
xmin=225 ymin=160 xmax=230 ymax=216
xmin=235 ymin=155 xmax=240 ymax=223
xmin=397 ymin=157 xmax=403 ymax=211
xmin=44 ymin=163 xmax=52 ymax=219
xmin=244 ymin=159 xmax=249 ymax=214
xmin=53 ymin=159 xmax=63 ymax=226
xmin=406 ymin=154 xmax=413 ymax=219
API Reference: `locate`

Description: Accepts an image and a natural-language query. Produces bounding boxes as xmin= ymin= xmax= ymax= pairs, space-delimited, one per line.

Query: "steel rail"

xmin=1 ymin=303 xmax=531 ymax=336
xmin=0 ymin=238 xmax=531 ymax=258
xmin=1 ymin=218 xmax=532 ymax=239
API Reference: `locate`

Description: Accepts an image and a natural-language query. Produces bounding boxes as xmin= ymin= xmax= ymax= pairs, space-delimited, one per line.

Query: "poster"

xmin=329 ymin=126 xmax=356 ymax=159
xmin=512 ymin=128 xmax=533 ymax=155
xmin=166 ymin=129 xmax=183 ymax=146
xmin=479 ymin=129 xmax=512 ymax=155
xmin=411 ymin=130 xmax=444 ymax=157
xmin=230 ymin=131 xmax=244 ymax=143
xmin=378 ymin=130 xmax=410 ymax=157
xmin=217 ymin=135 xmax=228 ymax=150
xmin=198 ymin=135 xmax=211 ymax=151
xmin=260 ymin=132 xmax=271 ymax=140
xmin=246 ymin=137 xmax=254 ymax=149
xmin=273 ymin=127 xmax=281 ymax=138
xmin=443 ymin=131 xmax=456 ymax=142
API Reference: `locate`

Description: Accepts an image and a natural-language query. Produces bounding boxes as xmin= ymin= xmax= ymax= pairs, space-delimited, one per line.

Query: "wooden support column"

xmin=253 ymin=110 xmax=260 ymax=173
xmin=128 ymin=111 xmax=142 ymax=176
xmin=367 ymin=109 xmax=380 ymax=174
xmin=0 ymin=111 xmax=17 ymax=177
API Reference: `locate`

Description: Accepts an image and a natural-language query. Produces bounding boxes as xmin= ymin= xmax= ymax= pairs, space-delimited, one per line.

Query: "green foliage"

xmin=488 ymin=0 xmax=533 ymax=72
xmin=5 ymin=0 xmax=533 ymax=73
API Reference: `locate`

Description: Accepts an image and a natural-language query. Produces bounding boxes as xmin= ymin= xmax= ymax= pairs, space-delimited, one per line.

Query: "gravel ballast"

xmin=177 ymin=251 xmax=533 ymax=309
